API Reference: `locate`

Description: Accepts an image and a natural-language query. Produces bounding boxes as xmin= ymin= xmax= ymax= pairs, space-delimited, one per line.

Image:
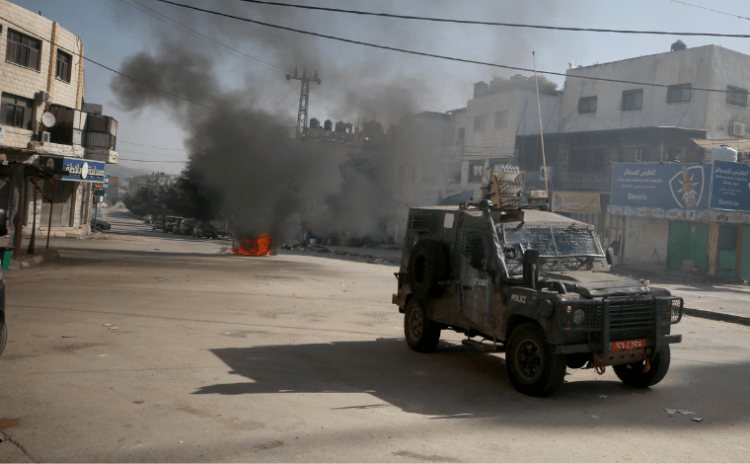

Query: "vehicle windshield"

xmin=501 ymin=224 xmax=602 ymax=257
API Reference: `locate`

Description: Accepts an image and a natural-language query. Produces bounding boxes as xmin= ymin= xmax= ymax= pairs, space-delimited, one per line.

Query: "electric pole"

xmin=286 ymin=68 xmax=321 ymax=140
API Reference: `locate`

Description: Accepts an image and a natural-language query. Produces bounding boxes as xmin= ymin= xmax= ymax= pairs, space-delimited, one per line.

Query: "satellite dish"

xmin=41 ymin=112 xmax=56 ymax=128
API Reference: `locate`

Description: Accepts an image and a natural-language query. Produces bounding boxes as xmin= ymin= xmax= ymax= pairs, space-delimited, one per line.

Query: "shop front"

xmin=608 ymin=161 xmax=750 ymax=278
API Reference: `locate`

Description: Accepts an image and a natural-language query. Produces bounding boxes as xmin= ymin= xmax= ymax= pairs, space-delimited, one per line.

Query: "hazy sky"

xmin=8 ymin=0 xmax=750 ymax=174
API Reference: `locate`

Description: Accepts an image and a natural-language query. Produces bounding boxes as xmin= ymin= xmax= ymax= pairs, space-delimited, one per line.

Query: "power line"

xmin=118 ymin=158 xmax=187 ymax=163
xmin=666 ymin=0 xmax=750 ymax=21
xmin=152 ymin=0 xmax=744 ymax=96
xmin=231 ymin=0 xmax=750 ymax=38
xmin=116 ymin=0 xmax=287 ymax=76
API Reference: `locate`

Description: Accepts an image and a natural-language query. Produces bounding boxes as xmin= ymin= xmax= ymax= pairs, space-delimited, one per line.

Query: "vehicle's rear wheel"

xmin=506 ymin=323 xmax=566 ymax=397
xmin=613 ymin=345 xmax=671 ymax=388
xmin=408 ymin=240 xmax=448 ymax=299
xmin=0 ymin=321 xmax=7 ymax=357
xmin=404 ymin=300 xmax=441 ymax=353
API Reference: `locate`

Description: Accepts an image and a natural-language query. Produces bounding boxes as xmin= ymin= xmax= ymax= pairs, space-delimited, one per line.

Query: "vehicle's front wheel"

xmin=506 ymin=323 xmax=566 ymax=397
xmin=404 ymin=300 xmax=440 ymax=353
xmin=0 ymin=321 xmax=7 ymax=357
xmin=613 ymin=346 xmax=671 ymax=388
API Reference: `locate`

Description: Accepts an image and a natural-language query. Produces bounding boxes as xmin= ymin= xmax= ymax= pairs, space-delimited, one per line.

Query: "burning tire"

xmin=613 ymin=346 xmax=671 ymax=388
xmin=407 ymin=240 xmax=448 ymax=300
xmin=404 ymin=300 xmax=440 ymax=352
xmin=506 ymin=323 xmax=566 ymax=397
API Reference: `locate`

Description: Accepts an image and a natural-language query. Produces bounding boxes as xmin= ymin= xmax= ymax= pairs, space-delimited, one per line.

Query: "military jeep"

xmin=392 ymin=201 xmax=683 ymax=397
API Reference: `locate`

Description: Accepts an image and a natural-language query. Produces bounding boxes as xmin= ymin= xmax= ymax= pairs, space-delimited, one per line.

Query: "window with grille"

xmin=5 ymin=29 xmax=41 ymax=70
xmin=726 ymin=85 xmax=748 ymax=107
xmin=495 ymin=111 xmax=508 ymax=127
xmin=56 ymin=50 xmax=72 ymax=83
xmin=1 ymin=93 xmax=33 ymax=129
xmin=578 ymin=96 xmax=597 ymax=114
xmin=621 ymin=89 xmax=643 ymax=110
xmin=474 ymin=115 xmax=486 ymax=131
xmin=468 ymin=160 xmax=485 ymax=183
xmin=667 ymin=84 xmax=692 ymax=103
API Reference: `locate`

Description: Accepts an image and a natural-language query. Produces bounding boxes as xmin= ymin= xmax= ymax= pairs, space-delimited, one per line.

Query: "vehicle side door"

xmin=458 ymin=229 xmax=495 ymax=329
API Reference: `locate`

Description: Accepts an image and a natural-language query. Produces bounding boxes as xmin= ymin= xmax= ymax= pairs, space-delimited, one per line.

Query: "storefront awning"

xmin=691 ymin=138 xmax=750 ymax=151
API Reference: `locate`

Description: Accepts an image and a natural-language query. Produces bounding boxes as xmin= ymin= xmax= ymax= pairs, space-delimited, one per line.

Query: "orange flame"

xmin=232 ymin=234 xmax=273 ymax=256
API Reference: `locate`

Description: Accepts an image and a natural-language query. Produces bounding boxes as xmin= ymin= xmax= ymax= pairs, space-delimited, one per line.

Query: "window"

xmin=667 ymin=83 xmax=692 ymax=103
xmin=468 ymin=160 xmax=485 ymax=183
xmin=456 ymin=127 xmax=465 ymax=145
xmin=5 ymin=29 xmax=41 ymax=70
xmin=578 ymin=96 xmax=597 ymax=114
xmin=495 ymin=111 xmax=508 ymax=127
xmin=56 ymin=50 xmax=72 ymax=83
xmin=1 ymin=93 xmax=33 ymax=129
xmin=621 ymin=89 xmax=643 ymax=111
xmin=727 ymin=85 xmax=748 ymax=108
xmin=474 ymin=115 xmax=486 ymax=131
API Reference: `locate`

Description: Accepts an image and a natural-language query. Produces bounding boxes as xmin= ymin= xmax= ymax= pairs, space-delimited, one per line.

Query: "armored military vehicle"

xmin=392 ymin=171 xmax=683 ymax=396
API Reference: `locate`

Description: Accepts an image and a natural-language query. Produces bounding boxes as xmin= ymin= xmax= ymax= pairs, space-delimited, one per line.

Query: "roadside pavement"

xmin=5 ymin=228 xmax=749 ymax=327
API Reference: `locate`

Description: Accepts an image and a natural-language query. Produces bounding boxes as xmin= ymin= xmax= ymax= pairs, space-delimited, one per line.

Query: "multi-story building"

xmin=514 ymin=42 xmax=750 ymax=276
xmin=0 ymin=0 xmax=118 ymax=241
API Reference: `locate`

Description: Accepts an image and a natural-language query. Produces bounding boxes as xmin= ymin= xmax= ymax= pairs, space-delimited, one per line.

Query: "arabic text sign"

xmin=610 ymin=163 xmax=711 ymax=210
xmin=710 ymin=160 xmax=750 ymax=211
xmin=551 ymin=191 xmax=601 ymax=213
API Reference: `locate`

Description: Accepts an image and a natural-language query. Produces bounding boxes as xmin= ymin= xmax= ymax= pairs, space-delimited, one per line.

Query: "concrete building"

xmin=0 ymin=0 xmax=118 ymax=243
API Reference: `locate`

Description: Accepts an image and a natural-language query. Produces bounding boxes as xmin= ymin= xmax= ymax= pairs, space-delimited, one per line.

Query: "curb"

xmin=7 ymin=249 xmax=60 ymax=271
xmin=683 ymin=307 xmax=750 ymax=327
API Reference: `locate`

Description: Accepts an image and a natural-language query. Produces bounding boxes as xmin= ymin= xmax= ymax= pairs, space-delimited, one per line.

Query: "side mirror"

xmin=606 ymin=247 xmax=615 ymax=265
xmin=0 ymin=209 xmax=7 ymax=236
xmin=523 ymin=249 xmax=540 ymax=288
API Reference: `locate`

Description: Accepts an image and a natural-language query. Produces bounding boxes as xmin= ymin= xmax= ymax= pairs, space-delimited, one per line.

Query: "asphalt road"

xmin=1 ymin=208 xmax=749 ymax=462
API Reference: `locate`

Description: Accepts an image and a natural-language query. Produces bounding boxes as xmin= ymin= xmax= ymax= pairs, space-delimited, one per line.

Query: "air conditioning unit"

xmin=732 ymin=122 xmax=746 ymax=137
xmin=40 ymin=131 xmax=51 ymax=143
xmin=35 ymin=91 xmax=51 ymax=103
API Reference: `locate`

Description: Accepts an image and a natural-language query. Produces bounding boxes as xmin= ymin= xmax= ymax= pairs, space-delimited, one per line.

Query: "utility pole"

xmin=286 ymin=68 xmax=321 ymax=140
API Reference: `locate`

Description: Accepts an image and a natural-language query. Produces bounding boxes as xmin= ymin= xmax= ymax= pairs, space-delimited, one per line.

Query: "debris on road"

xmin=591 ymin=415 xmax=601 ymax=419
xmin=679 ymin=410 xmax=696 ymax=415
xmin=664 ymin=409 xmax=677 ymax=414
xmin=103 ymin=324 xmax=112 ymax=327
xmin=108 ymin=327 xmax=118 ymax=330
xmin=692 ymin=417 xmax=704 ymax=422
xmin=597 ymin=395 xmax=607 ymax=399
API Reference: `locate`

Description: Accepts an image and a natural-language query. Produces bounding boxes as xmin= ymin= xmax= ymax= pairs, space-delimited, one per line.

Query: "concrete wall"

xmin=560 ymin=45 xmax=714 ymax=134
xmin=704 ymin=46 xmax=750 ymax=140
xmin=0 ymin=0 xmax=84 ymax=148
xmin=622 ymin=216 xmax=670 ymax=269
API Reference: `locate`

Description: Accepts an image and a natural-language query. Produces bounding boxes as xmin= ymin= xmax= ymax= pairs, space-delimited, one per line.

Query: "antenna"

xmin=532 ymin=51 xmax=549 ymax=196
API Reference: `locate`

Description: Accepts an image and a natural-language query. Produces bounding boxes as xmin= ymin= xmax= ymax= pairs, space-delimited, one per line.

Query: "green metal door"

xmin=741 ymin=226 xmax=750 ymax=280
xmin=717 ymin=225 xmax=738 ymax=278
xmin=668 ymin=222 xmax=708 ymax=273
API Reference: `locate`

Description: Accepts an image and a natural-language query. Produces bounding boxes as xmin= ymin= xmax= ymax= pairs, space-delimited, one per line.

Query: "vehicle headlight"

xmin=573 ymin=308 xmax=585 ymax=325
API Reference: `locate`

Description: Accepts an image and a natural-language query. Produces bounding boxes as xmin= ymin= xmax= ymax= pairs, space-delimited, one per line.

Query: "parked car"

xmin=193 ymin=222 xmax=218 ymax=239
xmin=90 ymin=218 xmax=111 ymax=231
xmin=179 ymin=218 xmax=198 ymax=235
xmin=164 ymin=216 xmax=182 ymax=233
xmin=152 ymin=221 xmax=163 ymax=230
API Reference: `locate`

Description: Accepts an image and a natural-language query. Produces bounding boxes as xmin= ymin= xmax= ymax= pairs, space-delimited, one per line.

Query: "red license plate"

xmin=611 ymin=339 xmax=646 ymax=353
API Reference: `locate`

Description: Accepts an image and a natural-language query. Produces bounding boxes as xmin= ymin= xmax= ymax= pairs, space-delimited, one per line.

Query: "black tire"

xmin=95 ymin=224 xmax=104 ymax=231
xmin=613 ymin=345 xmax=671 ymax=388
xmin=0 ymin=321 xmax=7 ymax=357
xmin=506 ymin=323 xmax=566 ymax=397
xmin=404 ymin=300 xmax=441 ymax=353
xmin=407 ymin=239 xmax=448 ymax=299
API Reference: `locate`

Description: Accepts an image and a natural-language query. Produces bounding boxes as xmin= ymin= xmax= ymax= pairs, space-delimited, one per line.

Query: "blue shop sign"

xmin=41 ymin=157 xmax=106 ymax=183
xmin=709 ymin=160 xmax=750 ymax=211
xmin=610 ymin=163 xmax=711 ymax=211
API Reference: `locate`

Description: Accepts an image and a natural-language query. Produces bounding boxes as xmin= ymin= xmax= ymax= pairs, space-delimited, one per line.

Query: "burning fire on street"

xmin=232 ymin=234 xmax=273 ymax=256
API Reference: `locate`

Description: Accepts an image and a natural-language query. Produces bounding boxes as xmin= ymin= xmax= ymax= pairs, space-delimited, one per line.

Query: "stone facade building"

xmin=0 ymin=0 xmax=118 ymax=242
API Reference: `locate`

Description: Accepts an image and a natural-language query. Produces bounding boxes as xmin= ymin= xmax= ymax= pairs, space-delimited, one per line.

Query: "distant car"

xmin=90 ymin=218 xmax=111 ymax=231
xmin=164 ymin=216 xmax=182 ymax=233
xmin=152 ymin=221 xmax=163 ymax=230
xmin=179 ymin=218 xmax=198 ymax=235
xmin=193 ymin=222 xmax=218 ymax=239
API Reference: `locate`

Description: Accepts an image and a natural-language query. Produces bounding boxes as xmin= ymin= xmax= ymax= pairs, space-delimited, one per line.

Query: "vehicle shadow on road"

xmin=195 ymin=338 xmax=750 ymax=426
